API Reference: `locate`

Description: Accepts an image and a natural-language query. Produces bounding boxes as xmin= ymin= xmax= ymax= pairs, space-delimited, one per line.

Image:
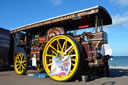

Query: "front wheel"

xmin=43 ymin=35 xmax=85 ymax=81
xmin=14 ymin=52 xmax=28 ymax=75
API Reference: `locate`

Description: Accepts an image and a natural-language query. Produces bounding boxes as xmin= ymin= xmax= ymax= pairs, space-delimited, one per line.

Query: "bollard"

xmin=81 ymin=75 xmax=88 ymax=82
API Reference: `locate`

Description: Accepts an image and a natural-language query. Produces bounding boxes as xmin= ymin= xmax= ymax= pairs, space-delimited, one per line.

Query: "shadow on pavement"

xmin=0 ymin=67 xmax=14 ymax=72
xmin=87 ymin=68 xmax=128 ymax=82
xmin=101 ymin=81 xmax=116 ymax=85
xmin=109 ymin=68 xmax=128 ymax=77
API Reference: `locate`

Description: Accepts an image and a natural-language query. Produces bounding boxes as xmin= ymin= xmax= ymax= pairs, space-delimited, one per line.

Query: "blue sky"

xmin=0 ymin=0 xmax=128 ymax=56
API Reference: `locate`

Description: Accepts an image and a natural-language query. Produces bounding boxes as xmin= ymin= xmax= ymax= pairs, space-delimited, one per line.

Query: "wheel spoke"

xmin=16 ymin=60 xmax=20 ymax=63
xmin=17 ymin=58 xmax=20 ymax=61
xmin=68 ymin=47 xmax=74 ymax=55
xmin=22 ymin=60 xmax=26 ymax=63
xmin=57 ymin=39 xmax=61 ymax=50
xmin=16 ymin=63 xmax=20 ymax=66
xmin=52 ymin=50 xmax=57 ymax=56
xmin=71 ymin=59 xmax=76 ymax=61
xmin=64 ymin=45 xmax=73 ymax=55
xmin=21 ymin=66 xmax=23 ymax=72
xmin=22 ymin=65 xmax=25 ymax=70
xmin=21 ymin=56 xmax=24 ymax=61
xmin=50 ymin=45 xmax=57 ymax=52
xmin=65 ymin=41 xmax=67 ymax=52
xmin=57 ymin=44 xmax=59 ymax=51
xmin=17 ymin=65 xmax=21 ymax=70
xmin=23 ymin=63 xmax=26 ymax=66
xmin=46 ymin=54 xmax=57 ymax=57
xmin=70 ymin=54 xmax=76 ymax=57
xmin=47 ymin=63 xmax=52 ymax=67
xmin=62 ymin=40 xmax=67 ymax=52
xmin=20 ymin=55 xmax=22 ymax=60
xmin=49 ymin=58 xmax=52 ymax=62
xmin=22 ymin=56 xmax=25 ymax=61
xmin=20 ymin=54 xmax=23 ymax=60
xmin=71 ymin=63 xmax=75 ymax=66
xmin=22 ymin=62 xmax=26 ymax=66
xmin=17 ymin=56 xmax=21 ymax=61
xmin=17 ymin=67 xmax=20 ymax=71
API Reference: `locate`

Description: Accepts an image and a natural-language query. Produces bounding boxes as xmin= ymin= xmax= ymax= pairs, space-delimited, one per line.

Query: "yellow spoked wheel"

xmin=14 ymin=52 xmax=27 ymax=75
xmin=43 ymin=35 xmax=84 ymax=81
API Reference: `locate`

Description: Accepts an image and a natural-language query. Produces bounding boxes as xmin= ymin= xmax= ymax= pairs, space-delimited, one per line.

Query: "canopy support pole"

xmin=95 ymin=16 xmax=98 ymax=33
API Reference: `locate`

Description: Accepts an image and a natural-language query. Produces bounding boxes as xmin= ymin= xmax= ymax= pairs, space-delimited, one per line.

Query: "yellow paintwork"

xmin=43 ymin=35 xmax=79 ymax=81
xmin=14 ymin=52 xmax=26 ymax=74
xmin=35 ymin=64 xmax=44 ymax=72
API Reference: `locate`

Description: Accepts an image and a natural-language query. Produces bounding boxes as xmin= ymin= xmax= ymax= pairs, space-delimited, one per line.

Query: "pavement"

xmin=0 ymin=68 xmax=128 ymax=85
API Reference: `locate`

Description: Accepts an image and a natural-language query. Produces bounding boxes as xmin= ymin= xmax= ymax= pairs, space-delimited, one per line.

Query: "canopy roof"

xmin=11 ymin=6 xmax=112 ymax=33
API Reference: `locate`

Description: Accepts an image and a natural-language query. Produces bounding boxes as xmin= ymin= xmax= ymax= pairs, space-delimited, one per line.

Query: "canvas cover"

xmin=100 ymin=44 xmax=112 ymax=56
xmin=50 ymin=55 xmax=71 ymax=76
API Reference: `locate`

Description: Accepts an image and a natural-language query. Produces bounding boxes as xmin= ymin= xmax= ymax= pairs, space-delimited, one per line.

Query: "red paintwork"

xmin=39 ymin=37 xmax=46 ymax=47
xmin=74 ymin=32 xmax=107 ymax=66
xmin=46 ymin=27 xmax=64 ymax=41
xmin=79 ymin=25 xmax=89 ymax=29
xmin=30 ymin=46 xmax=40 ymax=60
xmin=30 ymin=52 xmax=40 ymax=60
xmin=82 ymin=32 xmax=92 ymax=36
xmin=39 ymin=37 xmax=45 ymax=41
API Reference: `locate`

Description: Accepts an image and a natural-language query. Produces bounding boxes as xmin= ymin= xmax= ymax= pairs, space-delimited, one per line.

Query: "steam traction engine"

xmin=10 ymin=6 xmax=112 ymax=81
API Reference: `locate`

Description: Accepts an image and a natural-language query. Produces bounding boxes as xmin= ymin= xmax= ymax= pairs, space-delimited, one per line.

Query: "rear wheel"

xmin=43 ymin=35 xmax=85 ymax=81
xmin=14 ymin=52 xmax=27 ymax=75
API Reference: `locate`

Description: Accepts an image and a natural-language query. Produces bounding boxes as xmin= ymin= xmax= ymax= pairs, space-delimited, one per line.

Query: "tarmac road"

xmin=0 ymin=68 xmax=128 ymax=85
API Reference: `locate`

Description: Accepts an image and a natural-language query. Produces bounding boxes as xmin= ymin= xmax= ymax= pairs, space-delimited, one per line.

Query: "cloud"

xmin=50 ymin=0 xmax=62 ymax=5
xmin=109 ymin=0 xmax=128 ymax=7
xmin=112 ymin=14 xmax=128 ymax=27
xmin=104 ymin=13 xmax=128 ymax=31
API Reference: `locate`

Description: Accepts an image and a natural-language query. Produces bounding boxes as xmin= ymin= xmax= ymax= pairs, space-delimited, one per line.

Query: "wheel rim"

xmin=43 ymin=35 xmax=79 ymax=81
xmin=14 ymin=52 xmax=27 ymax=74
